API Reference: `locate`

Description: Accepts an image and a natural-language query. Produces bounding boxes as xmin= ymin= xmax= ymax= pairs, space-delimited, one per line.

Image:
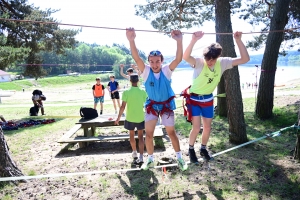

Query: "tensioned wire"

xmin=0 ymin=18 xmax=299 ymax=35
xmin=0 ymin=125 xmax=298 ymax=182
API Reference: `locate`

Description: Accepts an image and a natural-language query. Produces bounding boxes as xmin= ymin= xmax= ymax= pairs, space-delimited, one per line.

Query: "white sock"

xmin=139 ymin=154 xmax=143 ymax=161
xmin=175 ymin=151 xmax=182 ymax=159
xmin=148 ymin=154 xmax=154 ymax=161
xmin=132 ymin=150 xmax=137 ymax=154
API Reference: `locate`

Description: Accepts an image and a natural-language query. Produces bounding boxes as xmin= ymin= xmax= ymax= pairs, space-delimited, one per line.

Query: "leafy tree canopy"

xmin=0 ymin=0 xmax=79 ymax=79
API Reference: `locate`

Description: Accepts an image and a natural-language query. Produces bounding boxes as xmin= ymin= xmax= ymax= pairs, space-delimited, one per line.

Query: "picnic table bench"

xmin=57 ymin=114 xmax=164 ymax=147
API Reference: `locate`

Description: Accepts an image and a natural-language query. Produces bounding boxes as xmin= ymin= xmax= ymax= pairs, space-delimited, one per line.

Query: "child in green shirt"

xmin=115 ymin=74 xmax=147 ymax=164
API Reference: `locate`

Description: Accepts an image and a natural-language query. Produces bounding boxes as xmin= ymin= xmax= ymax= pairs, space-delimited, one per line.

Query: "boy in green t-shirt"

xmin=115 ymin=74 xmax=147 ymax=164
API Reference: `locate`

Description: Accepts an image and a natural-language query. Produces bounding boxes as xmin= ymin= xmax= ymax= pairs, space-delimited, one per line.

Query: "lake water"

xmin=170 ymin=65 xmax=300 ymax=94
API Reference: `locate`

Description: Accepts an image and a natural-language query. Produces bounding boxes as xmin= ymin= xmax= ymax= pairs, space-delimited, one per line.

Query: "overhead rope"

xmin=0 ymin=18 xmax=299 ymax=35
xmin=16 ymin=64 xmax=132 ymax=67
xmin=0 ymin=124 xmax=298 ymax=182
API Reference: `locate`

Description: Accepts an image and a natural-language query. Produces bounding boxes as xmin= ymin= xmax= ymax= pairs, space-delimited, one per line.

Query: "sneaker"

xmin=188 ymin=148 xmax=199 ymax=164
xmin=177 ymin=158 xmax=188 ymax=171
xmin=141 ymin=158 xmax=154 ymax=170
xmin=200 ymin=148 xmax=214 ymax=161
xmin=134 ymin=158 xmax=144 ymax=165
xmin=132 ymin=151 xmax=138 ymax=159
xmin=100 ymin=110 xmax=103 ymax=115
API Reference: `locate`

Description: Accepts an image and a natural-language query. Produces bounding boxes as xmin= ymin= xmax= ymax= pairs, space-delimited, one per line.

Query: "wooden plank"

xmin=59 ymin=127 xmax=164 ymax=143
xmin=57 ymin=124 xmax=82 ymax=143
xmin=76 ymin=115 xmax=126 ymax=128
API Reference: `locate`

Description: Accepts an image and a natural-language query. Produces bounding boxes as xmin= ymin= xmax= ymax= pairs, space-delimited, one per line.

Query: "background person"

xmin=0 ymin=114 xmax=6 ymax=123
xmin=106 ymin=75 xmax=122 ymax=115
xmin=120 ymin=64 xmax=134 ymax=80
xmin=92 ymin=77 xmax=105 ymax=115
xmin=32 ymin=89 xmax=46 ymax=115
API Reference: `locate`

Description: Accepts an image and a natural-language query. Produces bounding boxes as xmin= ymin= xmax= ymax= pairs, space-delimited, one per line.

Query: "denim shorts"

xmin=94 ymin=96 xmax=104 ymax=103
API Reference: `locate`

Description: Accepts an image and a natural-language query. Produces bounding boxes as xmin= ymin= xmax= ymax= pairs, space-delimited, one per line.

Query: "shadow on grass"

xmin=168 ymin=103 xmax=300 ymax=199
xmin=117 ymin=170 xmax=159 ymax=200
xmin=56 ymin=138 xmax=166 ymax=158
xmin=189 ymin=105 xmax=299 ymax=199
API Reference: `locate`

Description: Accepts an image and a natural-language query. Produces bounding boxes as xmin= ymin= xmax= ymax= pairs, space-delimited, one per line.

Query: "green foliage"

xmin=237 ymin=0 xmax=300 ymax=52
xmin=0 ymin=79 xmax=33 ymax=90
xmin=135 ymin=0 xmax=214 ymax=32
xmin=0 ymin=35 xmax=30 ymax=70
xmin=36 ymin=74 xmax=110 ymax=87
xmin=14 ymin=42 xmax=146 ymax=77
xmin=0 ymin=0 xmax=79 ymax=78
xmin=134 ymin=0 xmax=245 ymax=32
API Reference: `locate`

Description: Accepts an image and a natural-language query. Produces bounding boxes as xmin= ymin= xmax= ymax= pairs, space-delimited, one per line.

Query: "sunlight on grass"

xmin=28 ymin=169 xmax=36 ymax=176
xmin=1 ymin=80 xmax=300 ymax=200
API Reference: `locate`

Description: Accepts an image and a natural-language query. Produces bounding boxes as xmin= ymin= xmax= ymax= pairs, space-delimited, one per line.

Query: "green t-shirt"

xmin=122 ymin=86 xmax=147 ymax=123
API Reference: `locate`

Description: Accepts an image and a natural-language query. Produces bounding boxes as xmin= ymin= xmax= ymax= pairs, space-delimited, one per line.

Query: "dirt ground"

xmin=1 ymin=82 xmax=300 ymax=200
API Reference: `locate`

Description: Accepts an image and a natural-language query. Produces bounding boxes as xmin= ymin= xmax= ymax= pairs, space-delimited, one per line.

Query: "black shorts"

xmin=111 ymin=91 xmax=120 ymax=99
xmin=124 ymin=120 xmax=145 ymax=130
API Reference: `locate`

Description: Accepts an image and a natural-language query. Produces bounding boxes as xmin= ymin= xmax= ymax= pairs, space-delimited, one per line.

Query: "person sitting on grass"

xmin=92 ymin=77 xmax=105 ymax=115
xmin=114 ymin=74 xmax=147 ymax=164
xmin=126 ymin=27 xmax=188 ymax=171
xmin=0 ymin=114 xmax=6 ymax=123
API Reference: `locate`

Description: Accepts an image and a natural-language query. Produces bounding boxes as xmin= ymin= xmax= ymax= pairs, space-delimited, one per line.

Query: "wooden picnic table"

xmin=58 ymin=114 xmax=164 ymax=148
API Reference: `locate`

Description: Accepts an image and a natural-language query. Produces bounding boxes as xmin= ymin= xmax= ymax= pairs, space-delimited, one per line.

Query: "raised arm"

xmin=232 ymin=32 xmax=250 ymax=66
xmin=169 ymin=30 xmax=183 ymax=71
xmin=131 ymin=64 xmax=142 ymax=76
xmin=126 ymin=28 xmax=145 ymax=73
xmin=183 ymin=31 xmax=204 ymax=67
xmin=119 ymin=64 xmax=128 ymax=79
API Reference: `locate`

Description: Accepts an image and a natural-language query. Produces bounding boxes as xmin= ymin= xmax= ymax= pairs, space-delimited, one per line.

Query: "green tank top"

xmin=190 ymin=59 xmax=222 ymax=95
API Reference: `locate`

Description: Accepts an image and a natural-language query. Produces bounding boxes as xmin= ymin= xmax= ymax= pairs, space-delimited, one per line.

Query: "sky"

xmin=27 ymin=0 xmax=265 ymax=57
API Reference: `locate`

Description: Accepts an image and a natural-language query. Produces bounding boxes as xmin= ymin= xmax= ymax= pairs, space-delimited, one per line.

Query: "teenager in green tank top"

xmin=183 ymin=31 xmax=250 ymax=163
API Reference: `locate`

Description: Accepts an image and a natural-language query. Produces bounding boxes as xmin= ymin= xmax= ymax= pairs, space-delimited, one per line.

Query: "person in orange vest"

xmin=92 ymin=77 xmax=105 ymax=115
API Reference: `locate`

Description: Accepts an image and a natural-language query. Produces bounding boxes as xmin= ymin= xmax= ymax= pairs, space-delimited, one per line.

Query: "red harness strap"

xmin=146 ymin=96 xmax=175 ymax=117
xmin=180 ymin=86 xmax=213 ymax=122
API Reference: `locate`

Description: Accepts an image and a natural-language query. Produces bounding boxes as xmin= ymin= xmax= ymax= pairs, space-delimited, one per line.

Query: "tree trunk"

xmin=217 ymin=76 xmax=227 ymax=117
xmin=294 ymin=109 xmax=300 ymax=161
xmin=215 ymin=0 xmax=248 ymax=144
xmin=0 ymin=127 xmax=24 ymax=185
xmin=255 ymin=0 xmax=291 ymax=119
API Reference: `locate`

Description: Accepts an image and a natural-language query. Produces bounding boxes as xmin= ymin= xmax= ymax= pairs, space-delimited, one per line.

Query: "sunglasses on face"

xmin=149 ymin=50 xmax=162 ymax=56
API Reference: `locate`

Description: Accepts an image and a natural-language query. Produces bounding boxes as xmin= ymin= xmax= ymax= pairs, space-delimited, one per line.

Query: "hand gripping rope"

xmin=0 ymin=125 xmax=298 ymax=182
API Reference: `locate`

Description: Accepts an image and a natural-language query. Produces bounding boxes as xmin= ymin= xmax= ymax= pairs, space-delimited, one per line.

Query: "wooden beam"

xmin=59 ymin=127 xmax=164 ymax=143
xmin=57 ymin=124 xmax=82 ymax=143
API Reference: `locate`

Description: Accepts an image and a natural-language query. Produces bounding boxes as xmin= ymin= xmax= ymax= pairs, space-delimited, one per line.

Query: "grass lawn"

xmin=0 ymin=86 xmax=299 ymax=199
